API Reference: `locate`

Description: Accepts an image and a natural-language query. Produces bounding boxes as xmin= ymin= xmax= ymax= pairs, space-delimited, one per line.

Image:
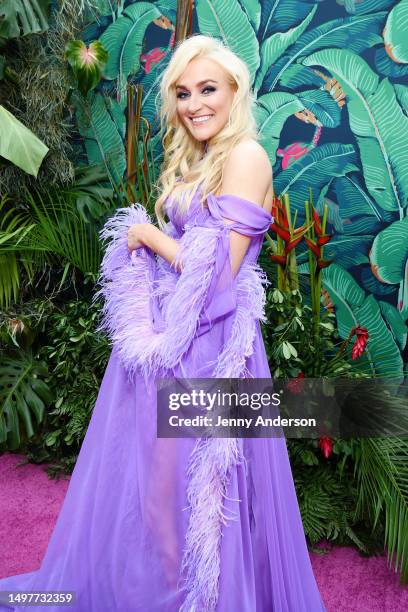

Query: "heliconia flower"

xmin=140 ymin=47 xmax=166 ymax=74
xmin=351 ymin=326 xmax=369 ymax=360
xmin=277 ymin=142 xmax=311 ymax=169
xmin=304 ymin=236 xmax=321 ymax=258
xmin=318 ymin=436 xmax=333 ymax=459
xmin=284 ymin=235 xmax=304 ymax=255
xmin=313 ymin=207 xmax=323 ymax=236
xmin=287 ymin=372 xmax=305 ymax=394
xmin=316 ymin=258 xmax=334 ymax=270
xmin=270 ymin=221 xmax=291 ymax=243
xmin=317 ymin=235 xmax=332 ymax=247
xmin=270 ymin=254 xmax=287 ymax=267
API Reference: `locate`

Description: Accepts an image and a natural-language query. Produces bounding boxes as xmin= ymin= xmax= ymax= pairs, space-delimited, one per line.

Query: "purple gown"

xmin=0 ymin=187 xmax=326 ymax=611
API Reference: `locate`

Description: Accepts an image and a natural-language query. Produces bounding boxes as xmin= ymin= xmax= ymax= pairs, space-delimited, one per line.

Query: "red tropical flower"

xmin=318 ymin=436 xmax=333 ymax=459
xmin=351 ymin=326 xmax=369 ymax=360
xmin=287 ymin=372 xmax=305 ymax=394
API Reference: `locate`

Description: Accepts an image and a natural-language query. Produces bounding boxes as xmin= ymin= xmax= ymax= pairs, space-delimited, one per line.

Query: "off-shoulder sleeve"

xmin=97 ymin=197 xmax=271 ymax=381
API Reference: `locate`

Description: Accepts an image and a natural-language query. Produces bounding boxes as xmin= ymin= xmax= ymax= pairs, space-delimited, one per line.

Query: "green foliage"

xmin=65 ymin=40 xmax=108 ymax=97
xmin=288 ymin=438 xmax=384 ymax=552
xmin=0 ymin=0 xmax=50 ymax=39
xmin=0 ymin=351 xmax=52 ymax=450
xmin=2 ymin=297 xmax=111 ymax=475
xmin=354 ymin=437 xmax=408 ymax=582
xmin=0 ymin=104 xmax=49 ymax=176
xmin=383 ymin=0 xmax=408 ymax=64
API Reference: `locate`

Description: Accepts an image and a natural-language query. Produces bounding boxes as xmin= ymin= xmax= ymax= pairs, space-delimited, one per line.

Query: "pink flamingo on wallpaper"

xmin=277 ymin=126 xmax=322 ymax=170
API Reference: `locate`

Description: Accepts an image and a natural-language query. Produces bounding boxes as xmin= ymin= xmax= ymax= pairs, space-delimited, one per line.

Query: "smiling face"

xmin=175 ymin=57 xmax=236 ymax=144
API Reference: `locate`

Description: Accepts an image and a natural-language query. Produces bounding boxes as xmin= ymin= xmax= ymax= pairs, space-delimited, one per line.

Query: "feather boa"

xmin=97 ymin=205 xmax=269 ymax=611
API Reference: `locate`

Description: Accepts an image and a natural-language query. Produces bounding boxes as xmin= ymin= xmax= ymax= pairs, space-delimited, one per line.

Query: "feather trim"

xmin=96 ymin=205 xmax=223 ymax=381
xmin=179 ymin=263 xmax=269 ymax=612
xmin=97 ymin=205 xmax=269 ymax=611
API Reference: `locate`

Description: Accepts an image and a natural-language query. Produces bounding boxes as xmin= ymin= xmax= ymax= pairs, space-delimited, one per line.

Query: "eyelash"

xmin=176 ymin=86 xmax=216 ymax=99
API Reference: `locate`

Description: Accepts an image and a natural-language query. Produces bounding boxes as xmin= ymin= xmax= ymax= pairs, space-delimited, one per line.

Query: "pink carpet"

xmin=1 ymin=452 xmax=407 ymax=611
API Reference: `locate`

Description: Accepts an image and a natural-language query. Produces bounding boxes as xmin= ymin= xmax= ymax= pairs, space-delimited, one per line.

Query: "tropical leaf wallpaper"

xmin=77 ymin=0 xmax=408 ymax=376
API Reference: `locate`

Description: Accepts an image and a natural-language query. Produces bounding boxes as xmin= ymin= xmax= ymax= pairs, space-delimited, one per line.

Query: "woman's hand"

xmin=128 ymin=223 xmax=149 ymax=251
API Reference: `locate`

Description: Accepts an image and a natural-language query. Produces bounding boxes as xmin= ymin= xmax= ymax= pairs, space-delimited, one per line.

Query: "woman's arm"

xmin=128 ymin=223 xmax=182 ymax=270
xmin=219 ymin=141 xmax=273 ymax=277
xmin=127 ymin=141 xmax=272 ymax=275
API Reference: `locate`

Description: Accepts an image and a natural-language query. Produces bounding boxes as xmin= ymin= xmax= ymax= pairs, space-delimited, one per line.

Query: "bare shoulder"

xmin=220 ymin=139 xmax=273 ymax=209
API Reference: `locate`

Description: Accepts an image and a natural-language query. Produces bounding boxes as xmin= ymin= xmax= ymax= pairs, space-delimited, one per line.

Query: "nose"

xmin=187 ymin=91 xmax=202 ymax=115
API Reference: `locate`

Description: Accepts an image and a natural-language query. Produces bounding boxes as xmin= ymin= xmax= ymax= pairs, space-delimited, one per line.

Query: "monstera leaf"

xmin=383 ymin=0 xmax=408 ymax=64
xmin=0 ymin=105 xmax=49 ymax=176
xmin=322 ymin=264 xmax=404 ymax=378
xmin=196 ymin=0 xmax=260 ymax=82
xmin=0 ymin=354 xmax=52 ymax=449
xmin=254 ymin=6 xmax=317 ymax=93
xmin=303 ymin=49 xmax=408 ymax=215
xmin=262 ymin=12 xmax=387 ymax=92
xmin=0 ymin=0 xmax=50 ymax=38
xmin=99 ymin=2 xmax=161 ymax=83
xmin=369 ymin=216 xmax=408 ymax=285
xmin=274 ymin=143 xmax=358 ymax=212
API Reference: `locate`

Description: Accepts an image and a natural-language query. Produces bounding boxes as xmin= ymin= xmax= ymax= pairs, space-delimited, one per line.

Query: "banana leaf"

xmin=196 ymin=0 xmax=260 ymax=82
xmin=255 ymin=92 xmax=304 ymax=161
xmin=262 ymin=12 xmax=386 ymax=92
xmin=0 ymin=105 xmax=49 ymax=176
xmin=0 ymin=0 xmax=49 ymax=39
xmin=303 ymin=49 xmax=408 ymax=215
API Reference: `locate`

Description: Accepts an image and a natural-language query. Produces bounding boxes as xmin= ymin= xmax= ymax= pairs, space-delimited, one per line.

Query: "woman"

xmin=0 ymin=35 xmax=326 ymax=611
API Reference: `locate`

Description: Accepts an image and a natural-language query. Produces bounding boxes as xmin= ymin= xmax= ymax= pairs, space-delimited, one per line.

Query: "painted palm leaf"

xmin=237 ymin=0 xmax=261 ymax=30
xmin=303 ymin=49 xmax=408 ymax=215
xmin=375 ymin=47 xmax=408 ymax=78
xmin=360 ymin=266 xmax=398 ymax=297
xmin=99 ymin=2 xmax=161 ymax=82
xmin=258 ymin=0 xmax=320 ymax=40
xmin=274 ymin=143 xmax=358 ymax=212
xmin=369 ymin=216 xmax=408 ymax=285
xmin=254 ymin=6 xmax=316 ymax=93
xmin=262 ymin=12 xmax=387 ymax=92
xmin=297 ymin=88 xmax=341 ymax=127
xmin=324 ymin=235 xmax=374 ymax=267
xmin=255 ymin=92 xmax=304 ymax=161
xmin=322 ymin=264 xmax=404 ymax=377
xmin=196 ymin=0 xmax=260 ymax=82
xmin=139 ymin=50 xmax=172 ymax=128
xmin=333 ymin=176 xmax=382 ymax=220
xmin=383 ymin=0 xmax=408 ymax=64
xmin=344 ymin=0 xmax=399 ymax=14
xmin=278 ymin=64 xmax=325 ymax=90
xmin=379 ymin=300 xmax=408 ymax=350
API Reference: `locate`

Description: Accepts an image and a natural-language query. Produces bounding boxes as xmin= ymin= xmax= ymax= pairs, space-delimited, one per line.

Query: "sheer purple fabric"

xmin=0 ymin=188 xmax=326 ymax=611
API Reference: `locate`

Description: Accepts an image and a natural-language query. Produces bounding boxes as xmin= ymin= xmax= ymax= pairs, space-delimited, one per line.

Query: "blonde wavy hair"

xmin=154 ymin=34 xmax=259 ymax=226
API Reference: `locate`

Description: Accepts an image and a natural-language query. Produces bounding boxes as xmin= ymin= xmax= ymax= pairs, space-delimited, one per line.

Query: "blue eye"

xmin=176 ymin=86 xmax=216 ymax=99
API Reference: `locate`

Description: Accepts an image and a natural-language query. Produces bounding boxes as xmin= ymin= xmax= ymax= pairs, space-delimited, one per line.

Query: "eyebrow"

xmin=175 ymin=79 xmax=218 ymax=90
